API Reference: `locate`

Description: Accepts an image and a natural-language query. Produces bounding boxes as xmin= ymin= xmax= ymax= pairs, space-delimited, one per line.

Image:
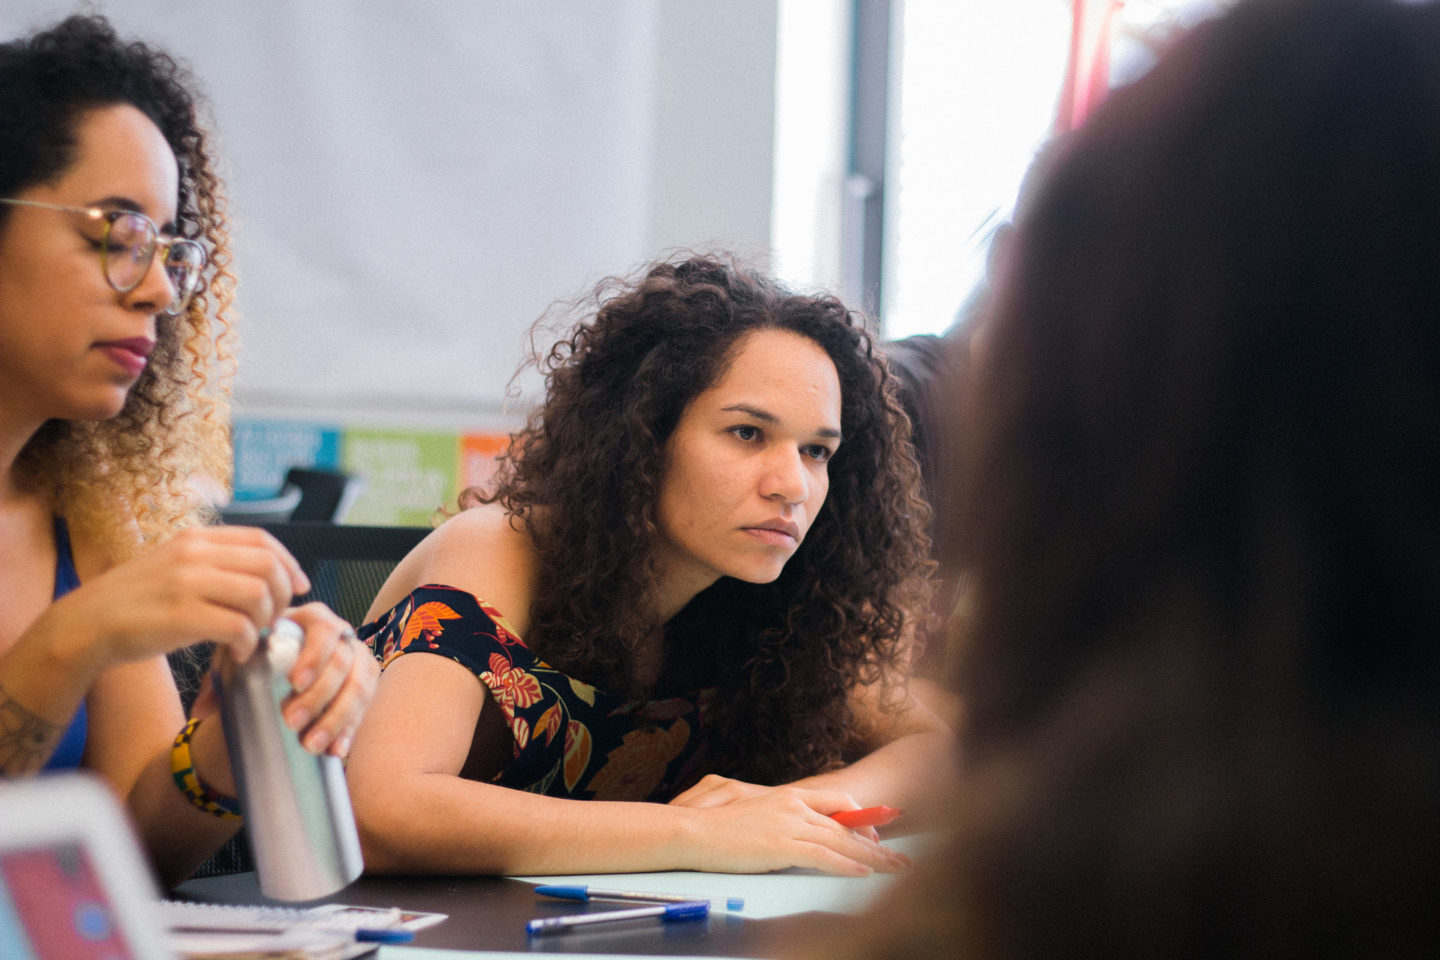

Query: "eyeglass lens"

xmin=101 ymin=213 xmax=154 ymax=291
xmin=163 ymin=243 xmax=206 ymax=311
xmin=102 ymin=212 xmax=205 ymax=314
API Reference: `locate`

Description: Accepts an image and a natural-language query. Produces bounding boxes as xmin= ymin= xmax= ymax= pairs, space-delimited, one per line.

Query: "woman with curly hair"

xmin=348 ymin=254 xmax=952 ymax=875
xmin=0 ymin=14 xmax=375 ymax=885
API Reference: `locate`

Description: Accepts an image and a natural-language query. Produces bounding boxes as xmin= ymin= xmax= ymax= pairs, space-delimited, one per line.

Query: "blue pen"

xmin=355 ymin=928 xmax=415 ymax=943
xmin=526 ymin=901 xmax=709 ymax=936
xmin=535 ymin=883 xmax=744 ymax=911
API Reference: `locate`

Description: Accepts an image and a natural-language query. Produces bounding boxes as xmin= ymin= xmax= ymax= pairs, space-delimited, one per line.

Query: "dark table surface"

xmin=173 ymin=871 xmax=833 ymax=957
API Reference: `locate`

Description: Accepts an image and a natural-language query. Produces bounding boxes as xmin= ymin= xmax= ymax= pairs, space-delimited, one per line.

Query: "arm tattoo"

xmin=0 ymin=683 xmax=62 ymax=776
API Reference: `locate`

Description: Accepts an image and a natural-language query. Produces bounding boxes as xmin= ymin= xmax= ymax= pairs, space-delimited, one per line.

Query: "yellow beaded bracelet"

xmin=170 ymin=717 xmax=242 ymax=820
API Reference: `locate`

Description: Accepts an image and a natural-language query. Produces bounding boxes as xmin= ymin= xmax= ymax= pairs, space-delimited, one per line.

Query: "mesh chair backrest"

xmin=259 ymin=523 xmax=432 ymax=628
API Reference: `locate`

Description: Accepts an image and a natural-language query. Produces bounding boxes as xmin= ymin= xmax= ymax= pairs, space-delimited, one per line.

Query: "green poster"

xmin=341 ymin=429 xmax=460 ymax=526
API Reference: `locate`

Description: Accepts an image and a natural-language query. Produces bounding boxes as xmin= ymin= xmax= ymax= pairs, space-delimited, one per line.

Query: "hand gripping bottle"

xmin=219 ymin=619 xmax=364 ymax=900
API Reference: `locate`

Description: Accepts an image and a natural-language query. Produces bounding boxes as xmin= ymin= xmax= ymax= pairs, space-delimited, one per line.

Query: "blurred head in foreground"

xmin=797 ymin=0 xmax=1440 ymax=956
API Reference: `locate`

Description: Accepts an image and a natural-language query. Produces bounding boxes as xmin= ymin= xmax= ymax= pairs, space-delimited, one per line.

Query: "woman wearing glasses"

xmin=346 ymin=254 xmax=953 ymax=876
xmin=0 ymin=15 xmax=375 ymax=884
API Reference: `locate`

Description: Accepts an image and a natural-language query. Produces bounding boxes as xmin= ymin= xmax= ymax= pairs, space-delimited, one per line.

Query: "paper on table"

xmin=511 ymin=833 xmax=935 ymax=920
xmin=162 ymin=900 xmax=447 ymax=959
xmin=169 ymin=928 xmax=354 ymax=960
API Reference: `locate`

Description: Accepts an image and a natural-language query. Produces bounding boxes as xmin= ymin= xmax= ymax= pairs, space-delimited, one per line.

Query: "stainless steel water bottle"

xmin=219 ymin=618 xmax=364 ymax=901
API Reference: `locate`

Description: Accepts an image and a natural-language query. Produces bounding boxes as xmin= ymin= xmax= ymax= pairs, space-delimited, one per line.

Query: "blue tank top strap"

xmin=43 ymin=516 xmax=87 ymax=771
xmin=53 ymin=516 xmax=81 ymax=599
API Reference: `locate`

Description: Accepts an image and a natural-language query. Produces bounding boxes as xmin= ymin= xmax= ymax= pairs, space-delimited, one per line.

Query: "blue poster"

xmin=232 ymin=420 xmax=341 ymax=501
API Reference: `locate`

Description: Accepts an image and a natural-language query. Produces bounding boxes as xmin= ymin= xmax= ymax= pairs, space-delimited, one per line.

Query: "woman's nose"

xmin=760 ymin=447 xmax=808 ymax=504
xmin=122 ymin=248 xmax=178 ymax=314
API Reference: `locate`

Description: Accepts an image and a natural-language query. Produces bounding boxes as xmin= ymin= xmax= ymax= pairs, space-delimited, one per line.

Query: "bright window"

xmin=771 ymin=0 xmax=1235 ymax=339
xmin=882 ymin=1 xmax=1072 ymax=339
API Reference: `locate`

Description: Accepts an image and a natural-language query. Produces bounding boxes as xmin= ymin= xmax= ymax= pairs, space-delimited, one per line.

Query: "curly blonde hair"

xmin=2 ymin=15 xmax=237 ymax=559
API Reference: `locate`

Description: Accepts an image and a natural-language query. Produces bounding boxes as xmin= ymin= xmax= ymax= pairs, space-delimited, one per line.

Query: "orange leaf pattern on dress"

xmin=584 ymin=720 xmax=692 ymax=802
xmin=563 ymin=721 xmax=592 ymax=792
xmin=359 ymin=584 xmax=712 ymax=802
xmin=479 ymin=600 xmax=523 ymax=647
xmin=485 ymin=653 xmax=541 ymax=709
xmin=568 ymin=677 xmax=597 ymax=706
xmin=478 ymin=671 xmax=515 ymax=720
xmin=399 ymin=601 xmax=463 ymax=652
xmin=534 ymin=703 xmax=562 ymax=747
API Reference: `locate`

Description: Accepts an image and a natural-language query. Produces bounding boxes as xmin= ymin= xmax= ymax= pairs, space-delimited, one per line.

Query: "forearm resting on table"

xmin=353 ymin=764 xmax=914 ymax=878
xmin=352 ymin=773 xmax=702 ymax=876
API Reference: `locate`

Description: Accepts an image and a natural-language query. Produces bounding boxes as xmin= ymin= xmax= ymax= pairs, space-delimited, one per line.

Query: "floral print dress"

xmin=359 ymin=584 xmax=715 ymax=802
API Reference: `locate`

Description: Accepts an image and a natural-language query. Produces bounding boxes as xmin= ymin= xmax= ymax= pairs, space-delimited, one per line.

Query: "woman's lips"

xmin=744 ymin=527 xmax=797 ymax=547
xmin=743 ymin=519 xmax=801 ymax=547
xmin=96 ymin=337 xmax=154 ymax=377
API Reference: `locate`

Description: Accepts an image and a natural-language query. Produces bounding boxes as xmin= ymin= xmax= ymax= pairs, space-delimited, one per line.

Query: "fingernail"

xmin=292 ymin=668 xmax=316 ymax=691
xmin=286 ymin=705 xmax=312 ymax=730
xmin=330 ymin=734 xmax=352 ymax=758
xmin=303 ymin=729 xmax=326 ymax=754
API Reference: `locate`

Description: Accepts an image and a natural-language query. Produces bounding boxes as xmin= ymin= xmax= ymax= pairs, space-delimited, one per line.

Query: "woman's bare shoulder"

xmin=364 ymin=503 xmax=539 ymax=631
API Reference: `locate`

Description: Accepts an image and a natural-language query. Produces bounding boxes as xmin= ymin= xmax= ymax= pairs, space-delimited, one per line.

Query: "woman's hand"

xmin=277 ymin=602 xmax=379 ymax=757
xmin=668 ymin=777 xmax=907 ymax=875
xmin=668 ymin=772 xmax=773 ymax=808
xmin=671 ymin=774 xmax=880 ymax=836
xmin=44 ymin=525 xmax=309 ymax=671
xmin=192 ymin=602 xmax=378 ymax=758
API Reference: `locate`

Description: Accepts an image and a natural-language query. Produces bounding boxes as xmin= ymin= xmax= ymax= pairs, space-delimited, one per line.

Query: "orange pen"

xmin=830 ymin=805 xmax=903 ymax=828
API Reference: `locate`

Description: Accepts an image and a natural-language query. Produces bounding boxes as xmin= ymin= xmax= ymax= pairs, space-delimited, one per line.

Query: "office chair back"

xmin=216 ymin=486 xmax=302 ymax=525
xmin=259 ymin=522 xmax=431 ymax=627
xmin=218 ymin=468 xmax=363 ymax=526
xmin=283 ymin=470 xmax=364 ymax=524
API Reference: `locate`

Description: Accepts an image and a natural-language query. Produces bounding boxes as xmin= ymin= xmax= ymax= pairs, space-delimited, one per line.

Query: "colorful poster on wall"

xmin=231 ymin=420 xmax=341 ymax=501
xmin=231 ymin=420 xmax=517 ymax=525
xmin=340 ymin=429 xmax=460 ymax=526
xmin=459 ymin=432 xmax=511 ymax=496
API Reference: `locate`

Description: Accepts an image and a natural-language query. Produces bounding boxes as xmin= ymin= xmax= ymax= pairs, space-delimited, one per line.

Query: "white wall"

xmin=2 ymin=1 xmax=778 ymax=429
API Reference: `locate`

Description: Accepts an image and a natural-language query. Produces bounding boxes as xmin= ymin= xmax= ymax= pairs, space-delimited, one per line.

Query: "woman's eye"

xmin=730 ymin=425 xmax=761 ymax=442
xmin=85 ymin=235 xmax=128 ymax=255
xmin=804 ymin=444 xmax=834 ymax=463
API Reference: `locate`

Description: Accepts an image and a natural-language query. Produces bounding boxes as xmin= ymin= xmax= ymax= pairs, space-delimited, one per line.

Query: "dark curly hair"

xmin=463 ymin=253 xmax=934 ymax=785
xmin=0 ymin=14 xmax=236 ymax=556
